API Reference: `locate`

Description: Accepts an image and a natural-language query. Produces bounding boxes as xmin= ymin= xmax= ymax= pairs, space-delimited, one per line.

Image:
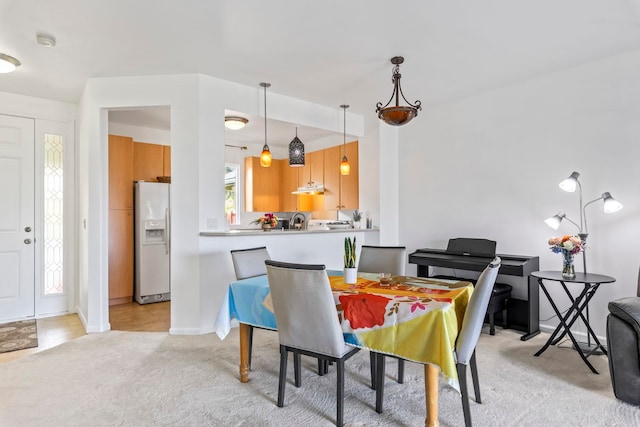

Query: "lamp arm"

xmin=582 ymin=196 xmax=604 ymax=235
xmin=577 ymin=179 xmax=584 ymax=232
xmin=564 ymin=216 xmax=581 ymax=231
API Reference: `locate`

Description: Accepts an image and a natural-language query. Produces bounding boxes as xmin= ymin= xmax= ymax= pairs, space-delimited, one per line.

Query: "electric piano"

xmin=409 ymin=247 xmax=540 ymax=340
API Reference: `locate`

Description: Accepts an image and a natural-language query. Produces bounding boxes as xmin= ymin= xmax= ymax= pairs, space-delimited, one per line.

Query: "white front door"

xmin=0 ymin=114 xmax=35 ymax=322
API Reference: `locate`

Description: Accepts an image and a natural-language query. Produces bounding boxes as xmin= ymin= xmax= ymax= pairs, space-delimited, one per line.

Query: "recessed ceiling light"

xmin=225 ymin=116 xmax=248 ymax=130
xmin=0 ymin=53 xmax=21 ymax=73
xmin=36 ymin=33 xmax=56 ymax=47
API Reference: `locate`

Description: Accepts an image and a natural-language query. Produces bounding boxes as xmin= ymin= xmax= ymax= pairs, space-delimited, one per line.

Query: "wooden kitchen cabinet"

xmin=280 ymin=160 xmax=300 ymax=211
xmin=133 ymin=141 xmax=164 ymax=182
xmin=322 ymin=141 xmax=359 ymax=210
xmin=340 ymin=141 xmax=359 ymax=209
xmin=298 ymin=150 xmax=324 ymax=188
xmin=245 ymin=156 xmax=281 ymax=212
xmin=109 ymin=135 xmax=134 ymax=209
xmin=108 ymin=209 xmax=134 ymax=305
xmin=163 ymin=146 xmax=171 ymax=176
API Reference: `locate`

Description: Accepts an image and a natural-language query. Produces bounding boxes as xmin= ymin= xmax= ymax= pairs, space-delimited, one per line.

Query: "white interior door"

xmin=0 ymin=114 xmax=35 ymax=322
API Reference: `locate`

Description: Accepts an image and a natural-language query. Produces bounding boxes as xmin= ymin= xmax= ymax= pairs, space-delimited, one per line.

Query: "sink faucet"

xmin=291 ymin=213 xmax=305 ymax=230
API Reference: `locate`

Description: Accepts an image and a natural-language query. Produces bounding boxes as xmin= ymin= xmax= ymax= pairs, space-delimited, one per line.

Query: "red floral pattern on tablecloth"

xmin=338 ymin=293 xmax=391 ymax=329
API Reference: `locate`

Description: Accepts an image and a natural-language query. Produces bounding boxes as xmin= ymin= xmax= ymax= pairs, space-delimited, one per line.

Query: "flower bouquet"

xmin=252 ymin=213 xmax=278 ymax=231
xmin=548 ymin=235 xmax=584 ymax=278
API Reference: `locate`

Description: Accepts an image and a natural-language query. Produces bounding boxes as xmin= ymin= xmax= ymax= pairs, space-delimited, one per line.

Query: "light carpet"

xmin=0 ymin=319 xmax=37 ymax=354
xmin=0 ymin=327 xmax=638 ymax=426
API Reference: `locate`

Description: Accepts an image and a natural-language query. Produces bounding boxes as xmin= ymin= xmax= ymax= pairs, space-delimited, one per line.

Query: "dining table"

xmin=214 ymin=271 xmax=474 ymax=427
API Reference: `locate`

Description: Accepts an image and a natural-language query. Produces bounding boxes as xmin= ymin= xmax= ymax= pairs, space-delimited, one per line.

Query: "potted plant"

xmin=344 ymin=236 xmax=357 ymax=284
xmin=352 ymin=210 xmax=362 ymax=229
xmin=251 ymin=213 xmax=279 ymax=231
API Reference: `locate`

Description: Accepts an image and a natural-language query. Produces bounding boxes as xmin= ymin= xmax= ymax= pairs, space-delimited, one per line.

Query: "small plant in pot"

xmin=352 ymin=210 xmax=362 ymax=229
xmin=344 ymin=236 xmax=357 ymax=284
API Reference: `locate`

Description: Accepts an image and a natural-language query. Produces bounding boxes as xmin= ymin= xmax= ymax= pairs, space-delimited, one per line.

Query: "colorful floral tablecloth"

xmin=214 ymin=272 xmax=473 ymax=388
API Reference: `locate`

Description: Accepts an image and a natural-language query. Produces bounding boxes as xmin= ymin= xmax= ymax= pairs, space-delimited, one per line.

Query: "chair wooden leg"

xmin=375 ymin=353 xmax=386 ymax=413
xmin=294 ymin=352 xmax=302 ymax=387
xmin=278 ymin=345 xmax=287 ymax=407
xmin=248 ymin=325 xmax=254 ymax=370
xmin=470 ymin=350 xmax=481 ymax=403
xmin=457 ymin=362 xmax=473 ymax=427
xmin=337 ymin=359 xmax=345 ymax=427
xmin=370 ymin=352 xmax=377 ymax=390
xmin=397 ymin=359 xmax=405 ymax=384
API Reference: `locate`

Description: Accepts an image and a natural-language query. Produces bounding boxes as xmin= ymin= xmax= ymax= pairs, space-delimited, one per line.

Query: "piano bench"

xmin=431 ymin=276 xmax=512 ymax=335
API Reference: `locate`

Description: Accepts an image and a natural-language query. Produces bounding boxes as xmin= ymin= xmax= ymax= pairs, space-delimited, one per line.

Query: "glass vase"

xmin=562 ymin=252 xmax=576 ymax=278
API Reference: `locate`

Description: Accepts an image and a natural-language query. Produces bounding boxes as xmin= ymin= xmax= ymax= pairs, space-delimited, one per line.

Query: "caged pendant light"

xmin=259 ymin=82 xmax=272 ymax=167
xmin=340 ymin=104 xmax=350 ymax=175
xmin=288 ymin=127 xmax=305 ymax=167
xmin=375 ymin=56 xmax=422 ymax=126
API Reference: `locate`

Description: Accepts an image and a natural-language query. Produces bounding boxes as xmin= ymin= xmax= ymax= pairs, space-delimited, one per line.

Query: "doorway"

xmin=107 ymin=107 xmax=171 ymax=332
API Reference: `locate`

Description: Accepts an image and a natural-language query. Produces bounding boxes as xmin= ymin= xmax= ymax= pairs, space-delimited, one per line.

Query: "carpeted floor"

xmin=0 ymin=320 xmax=37 ymax=354
xmin=0 ymin=327 xmax=638 ymax=426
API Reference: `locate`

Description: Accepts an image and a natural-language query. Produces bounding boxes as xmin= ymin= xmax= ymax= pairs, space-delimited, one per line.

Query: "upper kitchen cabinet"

xmin=280 ymin=161 xmax=299 ymax=212
xmin=245 ymin=156 xmax=281 ymax=212
xmin=298 ymin=150 xmax=324 ymax=188
xmin=109 ymin=135 xmax=134 ymax=210
xmin=133 ymin=141 xmax=164 ymax=182
xmin=340 ymin=141 xmax=359 ymax=209
xmin=323 ymin=141 xmax=359 ymax=210
xmin=163 ymin=146 xmax=171 ymax=176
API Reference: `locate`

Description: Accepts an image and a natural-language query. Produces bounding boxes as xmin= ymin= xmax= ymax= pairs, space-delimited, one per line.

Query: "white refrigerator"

xmin=134 ymin=181 xmax=171 ymax=304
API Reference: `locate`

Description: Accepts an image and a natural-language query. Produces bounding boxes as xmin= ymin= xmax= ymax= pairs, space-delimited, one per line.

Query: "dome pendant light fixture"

xmin=375 ymin=56 xmax=422 ymax=126
xmin=340 ymin=104 xmax=350 ymax=176
xmin=259 ymin=82 xmax=272 ymax=167
xmin=0 ymin=53 xmax=21 ymax=73
xmin=288 ymin=127 xmax=305 ymax=167
xmin=224 ymin=116 xmax=248 ymax=130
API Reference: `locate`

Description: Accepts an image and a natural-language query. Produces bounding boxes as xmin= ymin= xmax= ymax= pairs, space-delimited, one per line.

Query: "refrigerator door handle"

xmin=165 ymin=208 xmax=170 ymax=255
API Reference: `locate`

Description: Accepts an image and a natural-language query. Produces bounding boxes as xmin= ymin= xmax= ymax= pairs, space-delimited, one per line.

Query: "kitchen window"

xmin=225 ymin=163 xmax=239 ymax=225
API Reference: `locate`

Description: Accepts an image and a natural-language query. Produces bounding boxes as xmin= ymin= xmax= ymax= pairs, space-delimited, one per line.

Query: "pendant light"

xmin=259 ymin=82 xmax=272 ymax=167
xmin=340 ymin=104 xmax=350 ymax=176
xmin=288 ymin=127 xmax=305 ymax=167
xmin=375 ymin=56 xmax=422 ymax=126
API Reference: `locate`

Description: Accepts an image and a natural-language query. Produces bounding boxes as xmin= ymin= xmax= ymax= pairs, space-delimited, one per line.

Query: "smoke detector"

xmin=36 ymin=33 xmax=56 ymax=47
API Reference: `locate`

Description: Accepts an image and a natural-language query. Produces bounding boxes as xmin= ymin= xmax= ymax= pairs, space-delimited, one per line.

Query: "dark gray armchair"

xmin=606 ymin=268 xmax=640 ymax=406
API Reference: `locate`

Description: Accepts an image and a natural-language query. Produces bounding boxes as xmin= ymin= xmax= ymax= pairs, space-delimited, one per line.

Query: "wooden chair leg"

xmin=278 ymin=345 xmax=287 ymax=407
xmin=397 ymin=359 xmax=405 ymax=384
xmin=337 ymin=359 xmax=345 ymax=427
xmin=457 ymin=362 xmax=473 ymax=427
xmin=470 ymin=350 xmax=481 ymax=403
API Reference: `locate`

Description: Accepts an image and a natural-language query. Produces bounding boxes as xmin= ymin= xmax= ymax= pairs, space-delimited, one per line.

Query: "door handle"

xmin=24 ymin=239 xmax=32 ymax=244
xmin=25 ymin=226 xmax=32 ymax=232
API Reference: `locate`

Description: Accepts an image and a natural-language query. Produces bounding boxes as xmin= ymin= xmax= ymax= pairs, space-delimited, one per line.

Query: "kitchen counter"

xmin=200 ymin=227 xmax=378 ymax=237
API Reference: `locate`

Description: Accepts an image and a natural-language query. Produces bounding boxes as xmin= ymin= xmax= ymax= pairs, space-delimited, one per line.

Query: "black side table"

xmin=531 ymin=270 xmax=615 ymax=374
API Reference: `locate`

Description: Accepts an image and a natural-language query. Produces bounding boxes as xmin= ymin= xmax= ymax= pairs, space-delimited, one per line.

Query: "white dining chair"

xmin=374 ymin=257 xmax=501 ymax=427
xmin=358 ymin=245 xmax=407 ymax=388
xmin=230 ymin=246 xmax=271 ymax=369
xmin=265 ymin=260 xmax=370 ymax=427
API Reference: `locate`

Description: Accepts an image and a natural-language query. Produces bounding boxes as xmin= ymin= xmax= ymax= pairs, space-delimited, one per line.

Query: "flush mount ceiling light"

xmin=340 ymin=104 xmax=350 ymax=176
xmin=259 ymin=82 xmax=272 ymax=167
xmin=224 ymin=116 xmax=248 ymax=130
xmin=0 ymin=53 xmax=21 ymax=73
xmin=375 ymin=56 xmax=422 ymax=126
xmin=288 ymin=127 xmax=305 ymax=167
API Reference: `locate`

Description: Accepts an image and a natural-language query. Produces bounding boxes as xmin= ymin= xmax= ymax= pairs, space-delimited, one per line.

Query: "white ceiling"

xmin=2 ymin=1 xmax=640 ymax=127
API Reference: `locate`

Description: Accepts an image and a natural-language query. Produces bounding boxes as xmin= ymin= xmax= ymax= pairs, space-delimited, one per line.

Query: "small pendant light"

xmin=259 ymin=82 xmax=272 ymax=167
xmin=340 ymin=104 xmax=350 ymax=176
xmin=288 ymin=127 xmax=305 ymax=167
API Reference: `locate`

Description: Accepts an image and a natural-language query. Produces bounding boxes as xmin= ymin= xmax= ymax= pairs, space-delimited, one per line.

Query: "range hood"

xmin=292 ymin=184 xmax=324 ymax=195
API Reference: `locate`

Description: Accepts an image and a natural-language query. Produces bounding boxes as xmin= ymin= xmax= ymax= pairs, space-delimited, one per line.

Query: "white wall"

xmin=77 ymin=74 xmax=370 ymax=334
xmin=396 ymin=49 xmax=640 ymax=341
xmin=108 ymin=121 xmax=171 ymax=146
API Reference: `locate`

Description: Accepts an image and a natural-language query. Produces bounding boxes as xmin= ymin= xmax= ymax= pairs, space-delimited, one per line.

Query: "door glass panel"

xmin=44 ymin=133 xmax=64 ymax=295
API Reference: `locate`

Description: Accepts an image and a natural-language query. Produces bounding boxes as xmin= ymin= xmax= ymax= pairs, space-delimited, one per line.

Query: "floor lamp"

xmin=545 ymin=171 xmax=623 ymax=353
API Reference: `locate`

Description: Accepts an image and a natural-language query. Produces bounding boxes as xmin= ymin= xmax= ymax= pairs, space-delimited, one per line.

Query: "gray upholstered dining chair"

xmin=230 ymin=246 xmax=271 ymax=369
xmin=358 ymin=245 xmax=407 ymax=388
xmin=265 ymin=260 xmax=368 ymax=427
xmin=374 ymin=257 xmax=501 ymax=427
